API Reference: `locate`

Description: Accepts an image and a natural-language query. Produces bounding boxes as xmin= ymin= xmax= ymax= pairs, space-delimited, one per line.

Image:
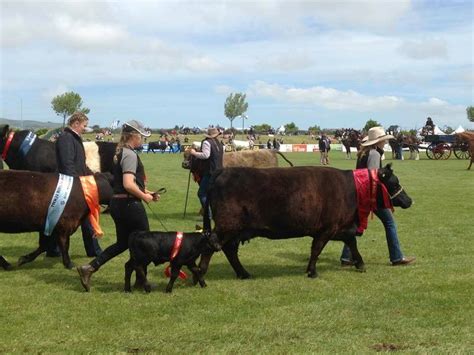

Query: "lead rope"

xmin=145 ymin=187 xmax=169 ymax=232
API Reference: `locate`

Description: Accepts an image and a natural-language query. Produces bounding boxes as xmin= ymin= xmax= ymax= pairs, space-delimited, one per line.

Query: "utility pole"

xmin=20 ymin=98 xmax=23 ymax=129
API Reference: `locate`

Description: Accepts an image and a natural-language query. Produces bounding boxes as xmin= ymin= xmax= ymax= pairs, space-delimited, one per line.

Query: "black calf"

xmin=125 ymin=231 xmax=221 ymax=293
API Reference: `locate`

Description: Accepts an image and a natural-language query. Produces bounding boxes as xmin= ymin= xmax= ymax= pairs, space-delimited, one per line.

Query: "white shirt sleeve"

xmin=193 ymin=140 xmax=211 ymax=159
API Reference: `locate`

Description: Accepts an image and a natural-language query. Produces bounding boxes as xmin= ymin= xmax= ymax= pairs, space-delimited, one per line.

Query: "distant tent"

xmin=453 ymin=125 xmax=465 ymax=134
xmin=433 ymin=125 xmax=446 ymax=135
xmin=277 ymin=125 xmax=285 ymax=134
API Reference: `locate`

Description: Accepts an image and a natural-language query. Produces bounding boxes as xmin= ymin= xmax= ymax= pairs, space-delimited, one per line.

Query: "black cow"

xmin=0 ymin=125 xmax=117 ymax=174
xmin=200 ymin=164 xmax=412 ymax=279
xmin=125 ymin=231 xmax=221 ymax=293
xmin=0 ymin=171 xmax=113 ymax=270
xmin=147 ymin=141 xmax=168 ymax=153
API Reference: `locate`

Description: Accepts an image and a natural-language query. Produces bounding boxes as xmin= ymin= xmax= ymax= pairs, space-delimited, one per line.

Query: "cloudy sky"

xmin=1 ymin=0 xmax=472 ymax=130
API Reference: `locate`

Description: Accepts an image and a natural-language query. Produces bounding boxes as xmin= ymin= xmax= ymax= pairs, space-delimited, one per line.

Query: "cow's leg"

xmin=197 ymin=252 xmax=214 ymax=279
xmin=222 ymin=240 xmax=251 ymax=279
xmin=344 ymin=237 xmax=365 ymax=272
xmin=18 ymin=234 xmax=48 ymax=266
xmin=165 ymin=264 xmax=181 ymax=293
xmin=136 ymin=265 xmax=151 ymax=293
xmin=188 ymin=261 xmax=206 ymax=288
xmin=124 ymin=259 xmax=134 ymax=292
xmin=1 ymin=256 xmax=13 ymax=270
xmin=306 ymin=236 xmax=330 ymax=278
xmin=57 ymin=234 xmax=74 ymax=269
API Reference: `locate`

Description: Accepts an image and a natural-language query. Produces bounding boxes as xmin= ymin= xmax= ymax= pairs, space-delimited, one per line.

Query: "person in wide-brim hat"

xmin=204 ymin=127 xmax=221 ymax=138
xmin=361 ymin=126 xmax=394 ymax=146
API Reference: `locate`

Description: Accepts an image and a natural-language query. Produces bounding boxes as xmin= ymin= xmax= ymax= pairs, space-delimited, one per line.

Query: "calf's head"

xmin=378 ymin=164 xmax=412 ymax=209
xmin=200 ymin=231 xmax=221 ymax=253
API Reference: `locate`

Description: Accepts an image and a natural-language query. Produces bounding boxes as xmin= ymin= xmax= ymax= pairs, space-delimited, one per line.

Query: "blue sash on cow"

xmin=44 ymin=174 xmax=74 ymax=236
xmin=19 ymin=132 xmax=37 ymax=157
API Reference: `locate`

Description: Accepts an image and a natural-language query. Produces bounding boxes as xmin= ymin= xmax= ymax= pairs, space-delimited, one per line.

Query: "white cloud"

xmin=398 ymin=38 xmax=448 ymax=59
xmin=248 ymin=81 xmax=404 ymax=111
xmin=214 ymin=85 xmax=235 ymax=95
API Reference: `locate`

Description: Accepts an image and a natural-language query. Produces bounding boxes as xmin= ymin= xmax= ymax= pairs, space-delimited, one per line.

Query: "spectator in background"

xmin=318 ymin=133 xmax=329 ymax=165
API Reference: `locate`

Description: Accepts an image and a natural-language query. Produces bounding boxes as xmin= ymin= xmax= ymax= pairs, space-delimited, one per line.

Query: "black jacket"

xmin=56 ymin=127 xmax=89 ymax=176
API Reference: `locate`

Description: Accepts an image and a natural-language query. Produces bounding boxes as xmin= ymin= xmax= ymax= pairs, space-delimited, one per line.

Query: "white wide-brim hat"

xmin=122 ymin=120 xmax=151 ymax=137
xmin=361 ymin=126 xmax=394 ymax=146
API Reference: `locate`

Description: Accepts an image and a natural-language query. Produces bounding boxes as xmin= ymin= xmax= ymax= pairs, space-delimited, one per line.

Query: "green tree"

xmin=252 ymin=123 xmax=272 ymax=134
xmin=467 ymin=106 xmax=474 ymax=122
xmin=363 ymin=119 xmax=381 ymax=132
xmin=224 ymin=92 xmax=248 ymax=129
xmin=284 ymin=122 xmax=298 ymax=135
xmin=51 ymin=91 xmax=90 ymax=127
xmin=308 ymin=124 xmax=321 ymax=134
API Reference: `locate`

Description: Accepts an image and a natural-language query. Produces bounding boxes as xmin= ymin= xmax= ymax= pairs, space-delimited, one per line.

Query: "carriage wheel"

xmin=426 ymin=143 xmax=436 ymax=160
xmin=453 ymin=143 xmax=471 ymax=160
xmin=433 ymin=143 xmax=451 ymax=160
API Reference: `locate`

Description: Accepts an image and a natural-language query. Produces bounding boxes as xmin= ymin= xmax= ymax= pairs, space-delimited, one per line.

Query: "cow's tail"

xmin=276 ymin=151 xmax=294 ymax=167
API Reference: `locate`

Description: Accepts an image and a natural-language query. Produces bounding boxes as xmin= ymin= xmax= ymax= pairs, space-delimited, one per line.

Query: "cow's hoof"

xmin=199 ymin=280 xmax=207 ymax=288
xmin=237 ymin=272 xmax=251 ymax=279
xmin=307 ymin=271 xmax=318 ymax=278
xmin=144 ymin=284 xmax=152 ymax=293
xmin=355 ymin=263 xmax=366 ymax=272
xmin=2 ymin=263 xmax=13 ymax=271
xmin=124 ymin=288 xmax=132 ymax=293
xmin=65 ymin=262 xmax=75 ymax=270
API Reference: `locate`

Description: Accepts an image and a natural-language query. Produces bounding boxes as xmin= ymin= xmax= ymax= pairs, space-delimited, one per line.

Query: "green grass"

xmin=1 ymin=151 xmax=473 ymax=353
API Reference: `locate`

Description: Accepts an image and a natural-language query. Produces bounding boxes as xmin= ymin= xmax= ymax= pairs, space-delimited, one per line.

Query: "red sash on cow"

xmin=79 ymin=176 xmax=104 ymax=238
xmin=353 ymin=169 xmax=393 ymax=234
xmin=164 ymin=232 xmax=187 ymax=280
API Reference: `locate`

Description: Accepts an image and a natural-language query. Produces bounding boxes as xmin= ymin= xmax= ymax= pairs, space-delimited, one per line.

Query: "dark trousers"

xmin=43 ymin=219 xmax=102 ymax=257
xmin=90 ymin=198 xmax=149 ymax=270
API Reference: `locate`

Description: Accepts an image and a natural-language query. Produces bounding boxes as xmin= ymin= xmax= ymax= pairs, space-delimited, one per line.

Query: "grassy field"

xmin=1 ymin=150 xmax=473 ymax=353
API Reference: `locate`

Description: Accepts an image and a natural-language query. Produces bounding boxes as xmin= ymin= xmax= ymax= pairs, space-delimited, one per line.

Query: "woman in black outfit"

xmin=77 ymin=120 xmax=159 ymax=292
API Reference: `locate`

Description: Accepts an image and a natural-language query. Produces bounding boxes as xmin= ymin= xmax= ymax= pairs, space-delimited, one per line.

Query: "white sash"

xmin=44 ymin=174 xmax=74 ymax=236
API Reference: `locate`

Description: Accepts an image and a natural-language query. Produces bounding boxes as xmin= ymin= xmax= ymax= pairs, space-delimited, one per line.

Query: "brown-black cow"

xmin=200 ymin=164 xmax=412 ymax=279
xmin=0 ymin=170 xmax=113 ymax=270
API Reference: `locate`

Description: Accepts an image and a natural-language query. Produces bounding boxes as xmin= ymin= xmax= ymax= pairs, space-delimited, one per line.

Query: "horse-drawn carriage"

xmin=424 ymin=135 xmax=471 ymax=160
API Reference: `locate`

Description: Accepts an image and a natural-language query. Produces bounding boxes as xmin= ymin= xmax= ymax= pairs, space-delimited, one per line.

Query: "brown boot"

xmin=77 ymin=265 xmax=95 ymax=292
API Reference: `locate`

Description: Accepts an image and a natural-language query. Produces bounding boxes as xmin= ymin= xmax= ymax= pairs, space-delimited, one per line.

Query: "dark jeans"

xmin=90 ymin=198 xmax=149 ymax=270
xmin=340 ymin=208 xmax=404 ymax=263
xmin=198 ymin=173 xmax=211 ymax=208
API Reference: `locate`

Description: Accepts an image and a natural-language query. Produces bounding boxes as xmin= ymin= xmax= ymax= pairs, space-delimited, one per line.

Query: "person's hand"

xmin=151 ymin=192 xmax=160 ymax=202
xmin=190 ymin=148 xmax=196 ymax=155
xmin=142 ymin=193 xmax=154 ymax=204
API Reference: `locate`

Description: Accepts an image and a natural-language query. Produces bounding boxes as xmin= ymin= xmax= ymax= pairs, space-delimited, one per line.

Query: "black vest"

xmin=202 ymin=138 xmax=223 ymax=174
xmin=113 ymin=149 xmax=146 ymax=194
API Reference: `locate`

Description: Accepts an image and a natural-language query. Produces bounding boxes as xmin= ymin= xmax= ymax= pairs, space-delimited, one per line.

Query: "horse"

xmin=455 ymin=132 xmax=474 ymax=170
xmin=335 ymin=129 xmax=362 ymax=159
xmin=388 ymin=132 xmax=420 ymax=160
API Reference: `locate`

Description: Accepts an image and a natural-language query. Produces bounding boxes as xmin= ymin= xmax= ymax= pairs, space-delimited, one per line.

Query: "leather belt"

xmin=112 ymin=194 xmax=139 ymax=199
